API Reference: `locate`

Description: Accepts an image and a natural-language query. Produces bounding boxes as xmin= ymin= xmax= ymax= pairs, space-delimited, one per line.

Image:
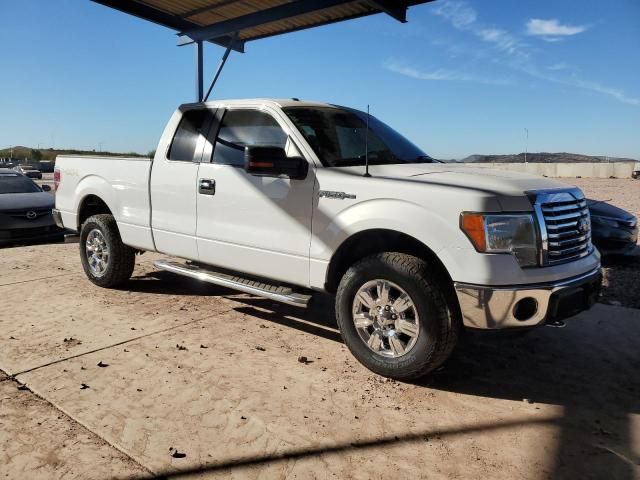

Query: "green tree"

xmin=30 ymin=149 xmax=43 ymax=161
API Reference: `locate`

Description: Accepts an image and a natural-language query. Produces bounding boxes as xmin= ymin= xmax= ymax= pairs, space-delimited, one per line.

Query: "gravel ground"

xmin=569 ymin=178 xmax=640 ymax=309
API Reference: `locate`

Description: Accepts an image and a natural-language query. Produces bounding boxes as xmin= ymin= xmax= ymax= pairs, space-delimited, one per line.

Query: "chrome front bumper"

xmin=454 ymin=267 xmax=602 ymax=329
xmin=52 ymin=208 xmax=64 ymax=229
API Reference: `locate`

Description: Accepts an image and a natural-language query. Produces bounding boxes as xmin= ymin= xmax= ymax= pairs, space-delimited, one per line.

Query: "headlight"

xmin=460 ymin=213 xmax=538 ymax=267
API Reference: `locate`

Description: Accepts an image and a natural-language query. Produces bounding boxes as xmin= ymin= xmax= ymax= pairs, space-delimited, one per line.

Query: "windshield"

xmin=284 ymin=106 xmax=433 ymax=167
xmin=0 ymin=175 xmax=42 ymax=194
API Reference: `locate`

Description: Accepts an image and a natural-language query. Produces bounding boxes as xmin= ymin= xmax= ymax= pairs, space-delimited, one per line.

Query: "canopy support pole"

xmin=203 ymin=38 xmax=234 ymax=102
xmin=195 ymin=40 xmax=204 ymax=102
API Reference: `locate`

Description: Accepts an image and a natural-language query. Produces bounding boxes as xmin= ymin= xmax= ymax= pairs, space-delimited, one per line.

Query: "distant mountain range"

xmin=457 ymin=152 xmax=637 ymax=163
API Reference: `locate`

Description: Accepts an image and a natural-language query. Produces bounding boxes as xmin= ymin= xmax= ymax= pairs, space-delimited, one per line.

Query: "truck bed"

xmin=54 ymin=155 xmax=154 ymax=251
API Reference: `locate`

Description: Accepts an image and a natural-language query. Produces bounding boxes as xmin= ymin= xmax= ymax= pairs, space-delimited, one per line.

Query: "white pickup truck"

xmin=54 ymin=99 xmax=601 ymax=379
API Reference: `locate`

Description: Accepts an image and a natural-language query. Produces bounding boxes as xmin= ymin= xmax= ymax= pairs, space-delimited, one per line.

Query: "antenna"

xmin=364 ymin=104 xmax=371 ymax=177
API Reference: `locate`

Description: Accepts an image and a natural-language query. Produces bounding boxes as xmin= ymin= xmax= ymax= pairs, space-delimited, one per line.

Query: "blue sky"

xmin=1 ymin=0 xmax=638 ymax=159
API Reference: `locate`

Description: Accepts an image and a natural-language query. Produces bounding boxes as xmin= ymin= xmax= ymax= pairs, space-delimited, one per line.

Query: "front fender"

xmin=309 ymin=198 xmax=465 ymax=291
xmin=312 ymin=198 xmax=457 ymax=260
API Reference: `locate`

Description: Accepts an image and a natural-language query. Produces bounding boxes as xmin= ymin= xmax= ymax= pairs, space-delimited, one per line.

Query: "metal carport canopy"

xmin=92 ymin=0 xmax=434 ymax=100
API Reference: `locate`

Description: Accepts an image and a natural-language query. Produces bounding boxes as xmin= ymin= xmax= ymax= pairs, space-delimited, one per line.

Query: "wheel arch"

xmin=325 ymin=229 xmax=453 ymax=294
xmin=77 ymin=194 xmax=113 ymax=230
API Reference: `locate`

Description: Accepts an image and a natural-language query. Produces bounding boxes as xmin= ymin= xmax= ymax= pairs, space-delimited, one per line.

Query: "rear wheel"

xmin=335 ymin=253 xmax=459 ymax=380
xmin=80 ymin=214 xmax=135 ymax=288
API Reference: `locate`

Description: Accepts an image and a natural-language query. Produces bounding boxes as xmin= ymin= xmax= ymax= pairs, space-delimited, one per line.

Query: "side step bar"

xmin=154 ymin=259 xmax=312 ymax=308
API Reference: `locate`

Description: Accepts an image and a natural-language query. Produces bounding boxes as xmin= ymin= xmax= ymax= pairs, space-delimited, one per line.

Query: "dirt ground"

xmin=0 ymin=249 xmax=639 ymax=479
xmin=0 ymin=178 xmax=639 ymax=479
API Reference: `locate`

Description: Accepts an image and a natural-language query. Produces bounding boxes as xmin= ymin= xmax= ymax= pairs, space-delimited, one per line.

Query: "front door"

xmin=196 ymin=107 xmax=315 ymax=287
xmin=150 ymin=108 xmax=215 ymax=259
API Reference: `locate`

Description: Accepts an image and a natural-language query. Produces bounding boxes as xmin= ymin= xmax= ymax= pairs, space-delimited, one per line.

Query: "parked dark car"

xmin=13 ymin=165 xmax=43 ymax=180
xmin=0 ymin=172 xmax=64 ymax=245
xmin=37 ymin=161 xmax=55 ymax=173
xmin=632 ymin=170 xmax=639 ymax=180
xmin=588 ymin=199 xmax=638 ymax=257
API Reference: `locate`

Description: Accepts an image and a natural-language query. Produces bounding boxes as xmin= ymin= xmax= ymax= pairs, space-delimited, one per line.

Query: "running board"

xmin=153 ymin=259 xmax=312 ymax=308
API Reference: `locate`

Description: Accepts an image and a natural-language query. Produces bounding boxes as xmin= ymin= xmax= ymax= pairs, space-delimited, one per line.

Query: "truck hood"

xmin=343 ymin=163 xmax=569 ymax=196
xmin=0 ymin=192 xmax=54 ymax=211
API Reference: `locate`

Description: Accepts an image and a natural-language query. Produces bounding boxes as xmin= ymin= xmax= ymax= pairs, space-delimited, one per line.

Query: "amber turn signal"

xmin=460 ymin=213 xmax=486 ymax=251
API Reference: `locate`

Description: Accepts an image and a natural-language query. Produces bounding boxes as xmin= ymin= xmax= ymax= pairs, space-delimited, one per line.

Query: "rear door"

xmin=150 ymin=108 xmax=216 ymax=259
xmin=195 ymin=107 xmax=315 ymax=287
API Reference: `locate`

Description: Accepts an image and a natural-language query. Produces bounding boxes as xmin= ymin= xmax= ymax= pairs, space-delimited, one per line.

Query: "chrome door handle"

xmin=199 ymin=179 xmax=215 ymax=195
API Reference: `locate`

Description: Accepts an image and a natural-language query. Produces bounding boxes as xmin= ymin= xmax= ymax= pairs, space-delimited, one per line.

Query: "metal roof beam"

xmin=364 ymin=0 xmax=407 ymax=23
xmin=177 ymin=0 xmax=359 ymax=45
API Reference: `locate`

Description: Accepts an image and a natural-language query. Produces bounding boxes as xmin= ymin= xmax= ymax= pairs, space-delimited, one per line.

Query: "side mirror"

xmin=244 ymin=146 xmax=308 ymax=180
xmin=42 ymin=184 xmax=52 ymax=192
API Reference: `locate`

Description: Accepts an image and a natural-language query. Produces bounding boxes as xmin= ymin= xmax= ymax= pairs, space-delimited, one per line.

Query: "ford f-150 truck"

xmin=53 ymin=99 xmax=601 ymax=379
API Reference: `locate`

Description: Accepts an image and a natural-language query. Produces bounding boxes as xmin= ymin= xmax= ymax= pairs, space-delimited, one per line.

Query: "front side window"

xmin=168 ymin=109 xmax=213 ymax=162
xmin=212 ymin=110 xmax=287 ymax=167
xmin=284 ymin=106 xmax=433 ymax=167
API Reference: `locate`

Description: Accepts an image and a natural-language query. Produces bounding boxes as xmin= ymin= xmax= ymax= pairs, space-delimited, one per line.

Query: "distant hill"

xmin=0 ymin=146 xmax=151 ymax=162
xmin=461 ymin=152 xmax=636 ymax=163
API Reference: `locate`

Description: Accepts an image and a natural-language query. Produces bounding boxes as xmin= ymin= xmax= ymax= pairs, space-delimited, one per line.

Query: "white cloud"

xmin=547 ymin=62 xmax=570 ymax=71
xmin=478 ymin=28 xmax=526 ymax=57
xmin=526 ymin=18 xmax=587 ymax=37
xmin=427 ymin=0 xmax=638 ymax=107
xmin=433 ymin=1 xmax=529 ymax=62
xmin=433 ymin=0 xmax=476 ymax=28
xmin=384 ymin=61 xmax=512 ymax=86
xmin=568 ymin=79 xmax=640 ymax=106
xmin=521 ymin=64 xmax=640 ymax=106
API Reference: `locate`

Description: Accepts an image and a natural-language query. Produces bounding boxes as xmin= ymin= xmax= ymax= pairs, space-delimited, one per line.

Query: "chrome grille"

xmin=534 ymin=189 xmax=593 ymax=265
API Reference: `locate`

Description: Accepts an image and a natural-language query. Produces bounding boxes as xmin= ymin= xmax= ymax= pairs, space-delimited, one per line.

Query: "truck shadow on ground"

xmin=125 ymin=271 xmax=342 ymax=339
xmin=123 ymin=271 xmax=640 ymax=479
xmin=424 ymin=318 xmax=640 ymax=479
xmin=124 ymin=270 xmax=236 ymax=297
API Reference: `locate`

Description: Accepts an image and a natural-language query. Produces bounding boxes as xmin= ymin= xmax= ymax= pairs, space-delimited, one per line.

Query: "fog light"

xmin=513 ymin=297 xmax=538 ymax=321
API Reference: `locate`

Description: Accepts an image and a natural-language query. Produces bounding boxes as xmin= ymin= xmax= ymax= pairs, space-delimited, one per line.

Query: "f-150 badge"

xmin=319 ymin=190 xmax=356 ymax=200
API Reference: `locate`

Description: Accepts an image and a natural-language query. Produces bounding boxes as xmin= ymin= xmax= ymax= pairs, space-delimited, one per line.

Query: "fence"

xmin=465 ymin=161 xmax=639 ymax=178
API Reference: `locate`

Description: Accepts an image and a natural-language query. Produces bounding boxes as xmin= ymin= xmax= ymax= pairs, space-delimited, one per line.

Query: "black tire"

xmin=335 ymin=252 xmax=460 ymax=380
xmin=79 ymin=214 xmax=135 ymax=288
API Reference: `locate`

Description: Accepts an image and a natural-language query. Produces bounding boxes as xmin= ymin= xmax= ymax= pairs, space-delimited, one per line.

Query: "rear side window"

xmin=212 ymin=110 xmax=287 ymax=167
xmin=168 ymin=109 xmax=212 ymax=162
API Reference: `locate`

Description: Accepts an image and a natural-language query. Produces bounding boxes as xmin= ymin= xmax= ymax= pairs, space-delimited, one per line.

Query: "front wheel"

xmin=335 ymin=253 xmax=459 ymax=380
xmin=80 ymin=214 xmax=135 ymax=288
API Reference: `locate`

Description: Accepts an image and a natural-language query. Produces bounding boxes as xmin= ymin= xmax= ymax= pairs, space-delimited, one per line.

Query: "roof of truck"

xmin=184 ymin=98 xmax=339 ymax=109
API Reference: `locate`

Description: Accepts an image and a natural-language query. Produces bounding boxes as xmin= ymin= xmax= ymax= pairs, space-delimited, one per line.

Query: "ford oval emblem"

xmin=26 ymin=211 xmax=37 ymax=220
xmin=577 ymin=217 xmax=589 ymax=234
